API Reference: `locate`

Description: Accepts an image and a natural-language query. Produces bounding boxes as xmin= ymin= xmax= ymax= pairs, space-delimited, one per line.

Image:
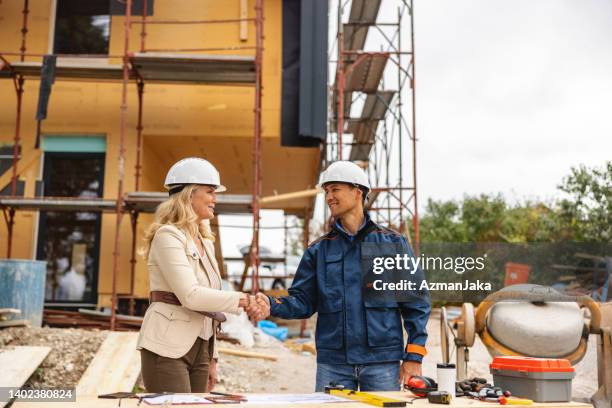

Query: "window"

xmin=53 ymin=0 xmax=111 ymax=55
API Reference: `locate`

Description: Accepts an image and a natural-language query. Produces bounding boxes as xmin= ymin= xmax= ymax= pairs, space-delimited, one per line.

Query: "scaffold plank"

xmin=130 ymin=53 xmax=255 ymax=84
xmin=344 ymin=53 xmax=388 ymax=92
xmin=343 ymin=0 xmax=382 ymax=52
xmin=346 ymin=91 xmax=394 ymax=161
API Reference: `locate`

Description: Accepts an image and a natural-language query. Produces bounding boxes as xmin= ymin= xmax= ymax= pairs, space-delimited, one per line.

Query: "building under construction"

xmin=0 ymin=0 xmax=417 ymax=318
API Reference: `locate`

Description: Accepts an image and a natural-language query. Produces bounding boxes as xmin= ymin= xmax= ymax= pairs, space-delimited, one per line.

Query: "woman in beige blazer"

xmin=137 ymin=157 xmax=266 ymax=393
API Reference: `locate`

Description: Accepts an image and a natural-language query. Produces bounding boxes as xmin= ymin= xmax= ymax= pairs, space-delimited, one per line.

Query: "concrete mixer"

xmin=440 ymin=284 xmax=612 ymax=407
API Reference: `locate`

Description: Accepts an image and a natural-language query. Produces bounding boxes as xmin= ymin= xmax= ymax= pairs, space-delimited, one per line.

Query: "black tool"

xmin=427 ymin=391 xmax=451 ymax=405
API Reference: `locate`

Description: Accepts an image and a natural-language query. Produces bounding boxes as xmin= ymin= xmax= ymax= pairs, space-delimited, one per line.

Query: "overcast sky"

xmin=415 ymin=0 xmax=612 ymax=205
xmin=220 ymin=0 xmax=612 ymax=261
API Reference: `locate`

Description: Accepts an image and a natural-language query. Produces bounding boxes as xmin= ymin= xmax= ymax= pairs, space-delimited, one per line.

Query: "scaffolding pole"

xmin=250 ymin=0 xmax=264 ymax=294
xmin=110 ymin=0 xmax=133 ymax=331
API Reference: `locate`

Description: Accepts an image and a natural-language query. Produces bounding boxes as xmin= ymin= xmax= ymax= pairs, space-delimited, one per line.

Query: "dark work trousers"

xmin=140 ymin=337 xmax=213 ymax=392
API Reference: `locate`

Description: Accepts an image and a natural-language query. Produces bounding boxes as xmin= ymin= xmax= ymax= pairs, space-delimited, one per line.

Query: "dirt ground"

xmin=0 ymin=308 xmax=600 ymax=400
xmin=0 ymin=326 xmax=107 ymax=388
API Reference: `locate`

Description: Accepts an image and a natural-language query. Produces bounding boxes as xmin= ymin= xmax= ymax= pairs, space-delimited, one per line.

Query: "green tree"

xmin=557 ymin=162 xmax=611 ymax=242
xmin=413 ymin=161 xmax=611 ymax=244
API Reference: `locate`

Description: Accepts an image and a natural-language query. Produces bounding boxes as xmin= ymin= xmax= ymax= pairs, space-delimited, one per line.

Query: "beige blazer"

xmin=137 ymin=224 xmax=241 ymax=359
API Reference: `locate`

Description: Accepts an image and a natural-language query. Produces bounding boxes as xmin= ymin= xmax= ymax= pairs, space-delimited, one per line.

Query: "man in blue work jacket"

xmin=257 ymin=161 xmax=430 ymax=391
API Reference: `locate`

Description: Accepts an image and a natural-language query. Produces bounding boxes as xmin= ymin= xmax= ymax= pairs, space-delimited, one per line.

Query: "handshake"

xmin=238 ymin=293 xmax=271 ymax=322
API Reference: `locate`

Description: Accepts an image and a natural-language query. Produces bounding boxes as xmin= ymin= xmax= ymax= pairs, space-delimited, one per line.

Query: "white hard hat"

xmin=317 ymin=161 xmax=370 ymax=191
xmin=164 ymin=157 xmax=226 ymax=193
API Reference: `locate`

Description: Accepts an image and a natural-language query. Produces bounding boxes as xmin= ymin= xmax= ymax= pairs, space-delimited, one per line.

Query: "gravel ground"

xmin=0 ymin=327 xmax=108 ymax=388
xmin=215 ymin=340 xmax=316 ymax=393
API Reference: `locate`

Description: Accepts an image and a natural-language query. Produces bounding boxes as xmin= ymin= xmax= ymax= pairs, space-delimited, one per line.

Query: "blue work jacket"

xmin=269 ymin=214 xmax=430 ymax=364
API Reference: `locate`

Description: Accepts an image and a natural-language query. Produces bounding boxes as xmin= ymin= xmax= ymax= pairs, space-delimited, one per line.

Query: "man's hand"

xmin=255 ymin=293 xmax=271 ymax=320
xmin=399 ymin=361 xmax=422 ymax=386
xmin=207 ymin=358 xmax=218 ymax=392
xmin=245 ymin=295 xmax=263 ymax=321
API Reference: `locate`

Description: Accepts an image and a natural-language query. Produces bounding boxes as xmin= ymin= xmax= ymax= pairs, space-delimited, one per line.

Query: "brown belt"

xmin=149 ymin=291 xmax=227 ymax=323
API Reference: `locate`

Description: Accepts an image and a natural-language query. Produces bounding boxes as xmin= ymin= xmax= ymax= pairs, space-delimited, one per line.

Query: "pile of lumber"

xmin=0 ymin=308 xmax=28 ymax=328
xmin=43 ymin=309 xmax=142 ymax=331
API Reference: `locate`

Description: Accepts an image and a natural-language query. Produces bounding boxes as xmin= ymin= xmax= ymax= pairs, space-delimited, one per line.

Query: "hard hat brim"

xmin=164 ymin=183 xmax=227 ymax=193
xmin=316 ymin=181 xmax=369 ymax=191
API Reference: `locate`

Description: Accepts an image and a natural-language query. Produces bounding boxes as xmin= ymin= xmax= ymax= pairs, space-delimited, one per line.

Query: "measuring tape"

xmin=328 ymin=389 xmax=407 ymax=407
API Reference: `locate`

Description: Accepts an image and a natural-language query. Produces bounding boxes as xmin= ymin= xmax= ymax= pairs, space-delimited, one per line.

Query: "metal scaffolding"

xmin=0 ymin=0 xmax=265 ymax=330
xmin=331 ymin=0 xmax=419 ymax=250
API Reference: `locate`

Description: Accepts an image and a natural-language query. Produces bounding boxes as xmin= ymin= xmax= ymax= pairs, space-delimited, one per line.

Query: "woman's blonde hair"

xmin=141 ymin=184 xmax=215 ymax=257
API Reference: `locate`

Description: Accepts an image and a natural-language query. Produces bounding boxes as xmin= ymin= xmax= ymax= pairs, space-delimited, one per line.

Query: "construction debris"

xmin=218 ymin=348 xmax=278 ymax=361
xmin=285 ymin=338 xmax=316 ymax=355
xmin=43 ymin=308 xmax=141 ymax=331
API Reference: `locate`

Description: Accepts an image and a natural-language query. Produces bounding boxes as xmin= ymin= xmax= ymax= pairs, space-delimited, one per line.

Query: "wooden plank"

xmin=217 ymin=348 xmax=277 ymax=361
xmin=0 ymin=308 xmax=21 ymax=315
xmin=240 ymin=0 xmax=248 ymax=41
xmin=0 ymin=346 xmax=51 ymax=408
xmin=76 ymin=332 xmax=140 ymax=396
xmin=0 ymin=319 xmax=29 ymax=327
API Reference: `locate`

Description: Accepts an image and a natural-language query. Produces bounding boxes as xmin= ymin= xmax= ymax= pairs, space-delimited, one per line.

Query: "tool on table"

xmin=456 ymin=378 xmax=533 ymax=405
xmin=205 ymin=391 xmax=247 ymax=404
xmin=404 ymin=375 xmax=438 ymax=397
xmin=98 ymin=392 xmax=146 ymax=407
xmin=427 ymin=391 xmax=451 ymax=405
xmin=98 ymin=392 xmax=137 ymax=399
xmin=325 ymin=384 xmax=407 ymax=407
xmin=498 ymin=396 xmax=533 ymax=405
xmin=136 ymin=393 xmax=172 ymax=406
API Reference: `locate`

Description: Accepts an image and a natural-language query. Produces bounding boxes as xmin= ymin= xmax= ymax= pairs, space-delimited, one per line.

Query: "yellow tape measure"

xmin=328 ymin=389 xmax=407 ymax=407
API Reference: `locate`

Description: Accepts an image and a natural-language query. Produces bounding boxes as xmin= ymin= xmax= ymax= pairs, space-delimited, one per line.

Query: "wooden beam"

xmin=260 ymin=189 xmax=320 ymax=205
xmin=76 ymin=332 xmax=140 ymax=396
xmin=0 ymin=308 xmax=21 ymax=315
xmin=0 ymin=346 xmax=51 ymax=408
xmin=239 ymin=0 xmax=248 ymax=41
xmin=217 ymin=348 xmax=277 ymax=361
xmin=0 ymin=319 xmax=28 ymax=327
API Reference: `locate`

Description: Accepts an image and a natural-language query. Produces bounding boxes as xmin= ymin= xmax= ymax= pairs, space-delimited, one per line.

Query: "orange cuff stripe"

xmin=406 ymin=344 xmax=427 ymax=356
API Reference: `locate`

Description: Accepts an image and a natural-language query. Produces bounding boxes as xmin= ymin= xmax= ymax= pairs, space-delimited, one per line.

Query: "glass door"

xmin=37 ymin=152 xmax=105 ymax=306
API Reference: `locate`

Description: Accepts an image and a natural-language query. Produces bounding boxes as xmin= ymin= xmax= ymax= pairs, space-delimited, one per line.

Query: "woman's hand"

xmin=239 ymin=293 xmax=268 ymax=322
xmin=207 ymin=358 xmax=218 ymax=392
